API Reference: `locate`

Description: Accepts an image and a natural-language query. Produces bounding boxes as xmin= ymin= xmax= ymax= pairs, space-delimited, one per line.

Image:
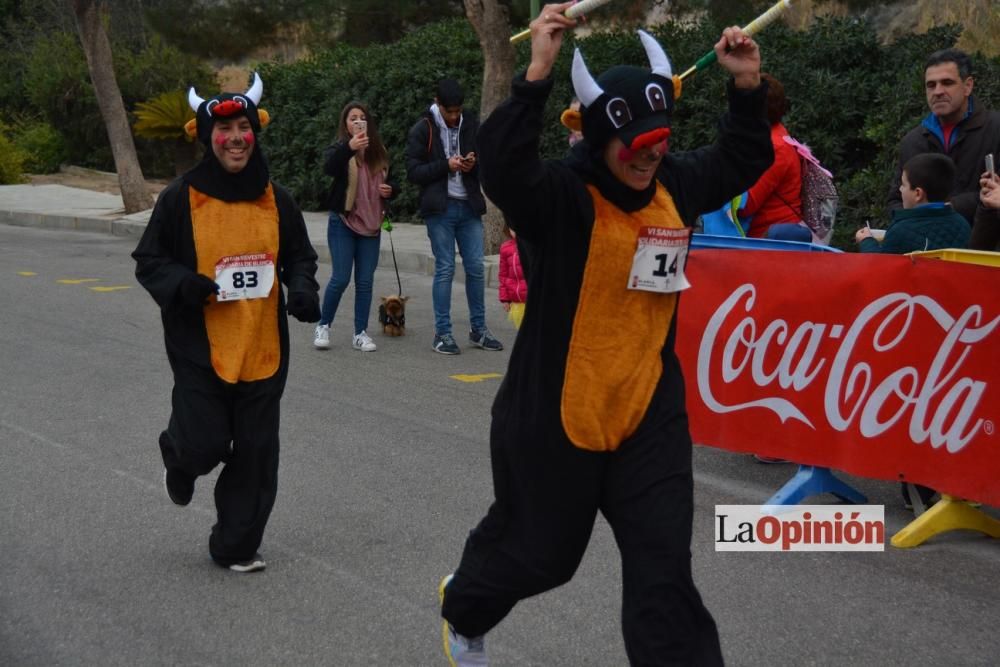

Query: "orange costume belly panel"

xmin=190 ymin=185 xmax=280 ymax=383
xmin=561 ymin=183 xmax=685 ymax=451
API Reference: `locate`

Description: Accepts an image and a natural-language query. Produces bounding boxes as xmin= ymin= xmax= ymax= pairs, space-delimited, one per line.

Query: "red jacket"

xmin=740 ymin=123 xmax=802 ymax=238
xmin=498 ymin=239 xmax=527 ymax=303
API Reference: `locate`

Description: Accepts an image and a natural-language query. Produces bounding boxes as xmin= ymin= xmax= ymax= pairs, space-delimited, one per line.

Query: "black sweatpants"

xmin=442 ymin=394 xmax=723 ymax=666
xmin=159 ymin=357 xmax=287 ymax=565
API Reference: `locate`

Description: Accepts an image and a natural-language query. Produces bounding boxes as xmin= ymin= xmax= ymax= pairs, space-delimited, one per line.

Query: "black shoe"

xmin=163 ymin=468 xmax=194 ymax=506
xmin=227 ymin=553 xmax=267 ymax=573
xmin=469 ymin=328 xmax=503 ymax=351
xmin=432 ymin=333 xmax=460 ymax=355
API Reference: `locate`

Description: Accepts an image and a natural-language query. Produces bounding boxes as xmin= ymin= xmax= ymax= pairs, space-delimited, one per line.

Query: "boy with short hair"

xmin=857 ymin=152 xmax=970 ymax=253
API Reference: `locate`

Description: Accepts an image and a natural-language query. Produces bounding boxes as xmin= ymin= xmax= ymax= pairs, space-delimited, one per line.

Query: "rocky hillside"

xmin=785 ymin=0 xmax=999 ymax=56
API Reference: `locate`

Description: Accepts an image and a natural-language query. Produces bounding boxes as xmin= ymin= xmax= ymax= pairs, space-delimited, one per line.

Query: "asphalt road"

xmin=1 ymin=225 xmax=998 ymax=666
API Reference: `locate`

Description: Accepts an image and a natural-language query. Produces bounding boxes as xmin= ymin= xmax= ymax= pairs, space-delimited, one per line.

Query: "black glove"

xmin=286 ymin=290 xmax=321 ymax=323
xmin=179 ymin=273 xmax=219 ymax=308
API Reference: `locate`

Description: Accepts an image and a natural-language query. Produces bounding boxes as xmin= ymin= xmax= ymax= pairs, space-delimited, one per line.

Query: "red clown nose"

xmin=213 ymin=99 xmax=246 ymax=117
xmin=618 ymin=128 xmax=670 ymax=162
xmin=630 ymin=127 xmax=671 ymax=151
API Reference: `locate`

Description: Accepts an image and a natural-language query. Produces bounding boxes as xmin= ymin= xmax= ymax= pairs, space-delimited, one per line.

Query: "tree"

xmin=70 ymin=0 xmax=152 ymax=213
xmin=464 ymin=0 xmax=517 ymax=253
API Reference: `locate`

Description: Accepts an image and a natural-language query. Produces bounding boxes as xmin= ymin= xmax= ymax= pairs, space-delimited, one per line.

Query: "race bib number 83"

xmin=629 ymin=227 xmax=692 ymax=293
xmin=216 ymin=253 xmax=275 ymax=302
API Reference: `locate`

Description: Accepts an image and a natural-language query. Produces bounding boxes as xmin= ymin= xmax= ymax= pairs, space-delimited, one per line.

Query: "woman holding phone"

xmin=314 ymin=101 xmax=398 ymax=351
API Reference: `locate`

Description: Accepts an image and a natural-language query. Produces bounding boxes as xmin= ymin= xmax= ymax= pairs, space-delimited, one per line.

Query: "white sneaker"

xmin=439 ymin=575 xmax=488 ymax=666
xmin=313 ymin=324 xmax=330 ymax=349
xmin=352 ymin=330 xmax=376 ymax=352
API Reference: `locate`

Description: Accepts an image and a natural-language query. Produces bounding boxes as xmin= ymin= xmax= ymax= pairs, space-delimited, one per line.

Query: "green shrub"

xmin=260 ymin=18 xmax=484 ymax=214
xmin=0 ymin=121 xmax=27 ymax=184
xmin=19 ymin=30 xmax=214 ymax=177
xmin=260 ymin=17 xmax=998 ymax=251
xmin=12 ymin=120 xmax=66 ymax=173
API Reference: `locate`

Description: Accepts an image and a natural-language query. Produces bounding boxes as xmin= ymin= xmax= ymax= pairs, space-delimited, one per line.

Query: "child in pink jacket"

xmin=498 ymin=224 xmax=527 ymax=328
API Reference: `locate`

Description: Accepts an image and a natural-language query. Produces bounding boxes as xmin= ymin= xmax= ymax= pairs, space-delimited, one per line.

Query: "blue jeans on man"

xmin=425 ymin=199 xmax=487 ymax=336
xmin=320 ymin=213 xmax=380 ymax=335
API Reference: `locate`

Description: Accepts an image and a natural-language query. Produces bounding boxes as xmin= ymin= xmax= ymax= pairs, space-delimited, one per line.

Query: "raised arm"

xmin=662 ymin=27 xmax=772 ymax=222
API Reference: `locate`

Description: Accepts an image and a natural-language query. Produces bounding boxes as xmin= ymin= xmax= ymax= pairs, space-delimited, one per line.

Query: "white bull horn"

xmin=187 ymin=87 xmax=205 ymax=112
xmin=245 ymin=72 xmax=263 ymax=106
xmin=638 ymin=30 xmax=672 ymax=79
xmin=571 ymin=49 xmax=603 ymax=108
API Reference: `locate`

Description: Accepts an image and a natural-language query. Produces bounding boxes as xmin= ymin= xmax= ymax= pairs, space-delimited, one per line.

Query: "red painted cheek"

xmin=617 ymin=146 xmax=635 ymax=162
xmin=213 ymin=133 xmax=228 ymax=147
xmin=243 ymin=132 xmax=255 ymax=145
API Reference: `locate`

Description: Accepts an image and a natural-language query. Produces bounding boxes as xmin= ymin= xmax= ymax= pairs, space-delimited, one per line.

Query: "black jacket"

xmin=971 ymin=204 xmax=1000 ymax=251
xmin=404 ymin=109 xmax=486 ymax=218
xmin=322 ymin=140 xmax=399 ymax=214
xmin=888 ymin=101 xmax=1000 ymax=224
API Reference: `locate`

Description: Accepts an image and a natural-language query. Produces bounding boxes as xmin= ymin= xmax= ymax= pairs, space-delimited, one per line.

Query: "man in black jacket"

xmin=405 ymin=78 xmax=503 ymax=355
xmin=888 ymin=48 xmax=1000 ymax=224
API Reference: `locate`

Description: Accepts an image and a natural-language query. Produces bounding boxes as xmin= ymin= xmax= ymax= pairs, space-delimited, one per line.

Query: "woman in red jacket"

xmin=739 ymin=73 xmax=811 ymax=242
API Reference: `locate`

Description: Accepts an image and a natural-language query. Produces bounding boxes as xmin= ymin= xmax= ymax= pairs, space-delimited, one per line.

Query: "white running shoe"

xmin=439 ymin=574 xmax=488 ymax=666
xmin=314 ymin=324 xmax=330 ymax=349
xmin=352 ymin=330 xmax=376 ymax=352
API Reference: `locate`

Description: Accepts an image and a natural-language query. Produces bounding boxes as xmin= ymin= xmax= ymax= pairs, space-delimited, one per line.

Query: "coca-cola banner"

xmin=676 ymin=249 xmax=1000 ymax=507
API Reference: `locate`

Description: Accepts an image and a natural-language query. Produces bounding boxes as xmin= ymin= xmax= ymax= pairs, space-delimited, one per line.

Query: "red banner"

xmin=676 ymin=249 xmax=1000 ymax=506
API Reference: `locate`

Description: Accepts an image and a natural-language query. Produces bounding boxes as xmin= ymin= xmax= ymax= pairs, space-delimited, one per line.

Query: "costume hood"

xmin=562 ymin=31 xmax=681 ymax=152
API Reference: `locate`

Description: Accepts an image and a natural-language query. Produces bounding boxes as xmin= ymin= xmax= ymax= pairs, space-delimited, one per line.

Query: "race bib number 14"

xmin=216 ymin=253 xmax=275 ymax=302
xmin=628 ymin=227 xmax=692 ymax=294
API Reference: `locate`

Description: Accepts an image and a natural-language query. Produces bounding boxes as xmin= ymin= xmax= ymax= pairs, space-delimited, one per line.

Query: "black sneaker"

xmin=470 ymin=328 xmax=503 ymax=351
xmin=432 ymin=333 xmax=460 ymax=355
xmin=228 ymin=553 xmax=267 ymax=573
xmin=163 ymin=468 xmax=194 ymax=506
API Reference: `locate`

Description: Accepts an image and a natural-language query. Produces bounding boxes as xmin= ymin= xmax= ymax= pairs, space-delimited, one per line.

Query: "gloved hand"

xmin=179 ymin=273 xmax=219 ymax=308
xmin=286 ymin=290 xmax=321 ymax=323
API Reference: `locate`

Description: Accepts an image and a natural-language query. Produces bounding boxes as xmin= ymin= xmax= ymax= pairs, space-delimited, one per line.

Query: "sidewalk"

xmin=0 ymin=183 xmax=500 ymax=287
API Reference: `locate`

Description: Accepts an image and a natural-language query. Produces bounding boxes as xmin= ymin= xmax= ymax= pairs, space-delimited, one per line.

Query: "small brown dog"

xmin=378 ymin=295 xmax=408 ymax=336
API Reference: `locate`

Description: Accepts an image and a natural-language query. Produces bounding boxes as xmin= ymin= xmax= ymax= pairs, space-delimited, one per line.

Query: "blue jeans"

xmin=425 ymin=199 xmax=486 ymax=336
xmin=320 ymin=213 xmax=380 ymax=335
xmin=766 ymin=223 xmax=812 ymax=243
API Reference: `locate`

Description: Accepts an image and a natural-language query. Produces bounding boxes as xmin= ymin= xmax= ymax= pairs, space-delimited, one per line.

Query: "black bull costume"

xmin=440 ymin=31 xmax=773 ymax=664
xmin=133 ymin=74 xmax=319 ymax=567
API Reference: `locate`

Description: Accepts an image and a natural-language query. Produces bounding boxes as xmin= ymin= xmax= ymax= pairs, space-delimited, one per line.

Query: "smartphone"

xmin=353 ymin=119 xmax=367 ymax=134
xmin=986 ymin=153 xmax=995 ymax=175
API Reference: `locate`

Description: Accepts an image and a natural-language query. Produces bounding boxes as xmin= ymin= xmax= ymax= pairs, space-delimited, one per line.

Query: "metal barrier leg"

xmin=891 ymin=495 xmax=1000 ymax=548
xmin=764 ymin=465 xmax=868 ymax=509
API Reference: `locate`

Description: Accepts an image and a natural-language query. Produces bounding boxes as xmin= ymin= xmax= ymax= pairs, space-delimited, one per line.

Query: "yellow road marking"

xmin=57 ymin=278 xmax=101 ymax=284
xmin=90 ymin=286 xmax=132 ymax=292
xmin=450 ymin=373 xmax=503 ymax=383
xmin=17 ymin=271 xmax=37 ymax=276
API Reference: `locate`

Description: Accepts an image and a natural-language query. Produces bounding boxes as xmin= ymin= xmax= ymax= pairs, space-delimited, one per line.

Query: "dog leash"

xmin=381 ymin=217 xmax=403 ymax=297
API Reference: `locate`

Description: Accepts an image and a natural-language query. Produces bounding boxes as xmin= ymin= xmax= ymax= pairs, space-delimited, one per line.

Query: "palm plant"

xmin=133 ymin=90 xmax=198 ymax=174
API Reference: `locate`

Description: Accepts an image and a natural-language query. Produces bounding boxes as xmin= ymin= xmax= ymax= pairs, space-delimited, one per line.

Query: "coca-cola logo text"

xmin=696 ymin=284 xmax=999 ymax=453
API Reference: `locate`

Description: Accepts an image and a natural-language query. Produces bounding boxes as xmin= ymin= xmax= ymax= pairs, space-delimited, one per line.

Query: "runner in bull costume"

xmin=438 ymin=5 xmax=773 ymax=664
xmin=133 ymin=73 xmax=320 ymax=573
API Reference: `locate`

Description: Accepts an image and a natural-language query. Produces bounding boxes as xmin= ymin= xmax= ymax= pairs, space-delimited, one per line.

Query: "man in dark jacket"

xmin=404 ymin=78 xmax=502 ymax=355
xmin=888 ymin=48 xmax=1000 ymax=224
